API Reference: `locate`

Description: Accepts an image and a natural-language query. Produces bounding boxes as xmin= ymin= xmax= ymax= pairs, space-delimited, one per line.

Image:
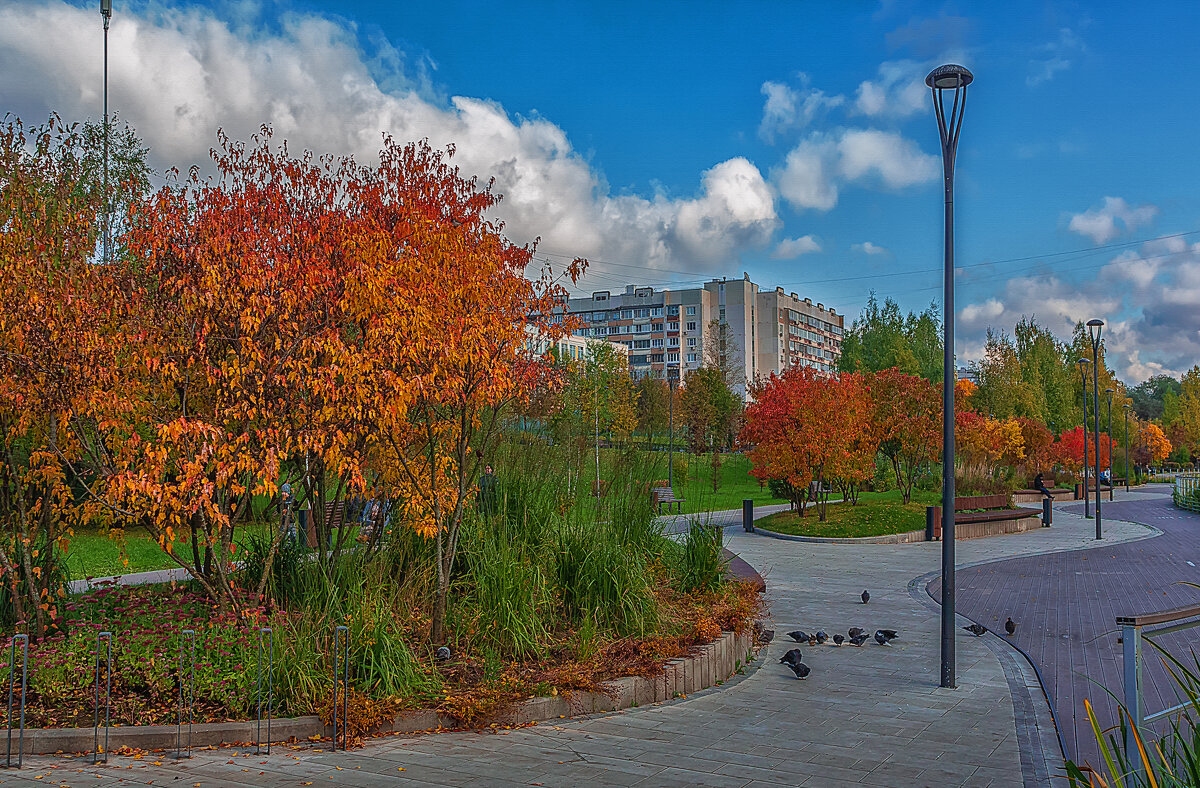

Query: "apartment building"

xmin=564 ymin=274 xmax=843 ymax=398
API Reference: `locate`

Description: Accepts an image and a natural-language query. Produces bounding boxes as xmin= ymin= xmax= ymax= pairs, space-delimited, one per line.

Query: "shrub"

xmin=677 ymin=522 xmax=727 ymax=593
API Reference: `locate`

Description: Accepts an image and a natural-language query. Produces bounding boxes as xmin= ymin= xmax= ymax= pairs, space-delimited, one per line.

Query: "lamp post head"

xmin=100 ymin=0 xmax=111 ymax=18
xmin=926 ymin=64 xmax=974 ymax=89
xmin=1087 ymin=318 xmax=1104 ymax=345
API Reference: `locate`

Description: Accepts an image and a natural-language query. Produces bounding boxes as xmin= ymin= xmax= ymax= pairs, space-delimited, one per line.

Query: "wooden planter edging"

xmin=5 ymin=630 xmax=757 ymax=756
xmin=1012 ymin=489 xmax=1073 ymax=506
xmin=754 ymin=527 xmax=927 ymax=544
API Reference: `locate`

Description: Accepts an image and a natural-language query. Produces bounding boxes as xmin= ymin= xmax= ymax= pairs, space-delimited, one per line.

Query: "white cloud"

xmin=771 ymin=235 xmax=822 ymax=259
xmin=957 ymin=237 xmax=1200 ymax=383
xmin=851 ymin=241 xmax=888 ymax=256
xmin=1028 ymin=28 xmax=1084 ymax=87
xmin=1067 ymin=197 xmax=1159 ymax=243
xmin=758 ymin=77 xmax=844 ymax=142
xmin=0 ymin=0 xmax=778 ymax=272
xmin=854 ymin=60 xmax=928 ymax=118
xmin=773 ymin=128 xmax=938 ymax=212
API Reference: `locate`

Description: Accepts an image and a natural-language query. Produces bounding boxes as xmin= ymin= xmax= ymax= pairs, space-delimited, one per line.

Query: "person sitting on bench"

xmin=1100 ymin=467 xmax=1112 ymax=488
xmin=1033 ymin=472 xmax=1054 ymax=500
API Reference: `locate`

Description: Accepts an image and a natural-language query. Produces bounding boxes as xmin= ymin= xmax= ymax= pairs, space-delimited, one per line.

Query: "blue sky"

xmin=2 ymin=0 xmax=1199 ymax=381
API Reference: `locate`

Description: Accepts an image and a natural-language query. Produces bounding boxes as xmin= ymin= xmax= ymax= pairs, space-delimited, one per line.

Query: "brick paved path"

xmin=0 ymin=503 xmax=1154 ymax=787
xmin=935 ymin=485 xmax=1200 ymax=770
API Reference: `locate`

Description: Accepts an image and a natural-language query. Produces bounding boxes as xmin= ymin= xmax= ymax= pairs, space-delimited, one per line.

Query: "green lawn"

xmin=63 ymin=521 xmax=281 ymax=578
xmin=672 ymin=452 xmax=789 ymax=514
xmin=755 ymin=488 xmax=941 ymax=539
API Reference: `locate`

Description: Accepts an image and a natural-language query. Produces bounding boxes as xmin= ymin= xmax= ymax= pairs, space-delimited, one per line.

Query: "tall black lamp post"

xmin=1123 ymin=404 xmax=1131 ymax=491
xmin=927 ymin=62 xmax=972 ymax=691
xmin=100 ymin=0 xmax=112 ymax=266
xmin=1077 ymin=358 xmax=1091 ymax=519
xmin=1088 ymin=319 xmax=1105 ymax=538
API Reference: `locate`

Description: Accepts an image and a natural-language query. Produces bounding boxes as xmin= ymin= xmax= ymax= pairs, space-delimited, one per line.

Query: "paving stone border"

xmin=754 ymin=525 xmax=927 ymax=544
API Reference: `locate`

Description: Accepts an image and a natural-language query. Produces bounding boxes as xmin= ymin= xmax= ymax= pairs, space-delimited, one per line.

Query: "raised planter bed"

xmin=1 ymin=630 xmax=758 ymax=756
xmin=1012 ymin=489 xmax=1072 ymax=506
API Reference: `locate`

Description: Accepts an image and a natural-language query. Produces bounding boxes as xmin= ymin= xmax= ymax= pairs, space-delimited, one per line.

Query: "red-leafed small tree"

xmin=870 ymin=369 xmax=941 ymax=503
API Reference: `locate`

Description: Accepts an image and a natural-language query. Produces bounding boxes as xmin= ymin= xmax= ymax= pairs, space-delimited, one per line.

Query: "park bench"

xmin=1074 ymin=482 xmax=1115 ymax=501
xmin=303 ymin=500 xmax=353 ymax=548
xmin=652 ymin=486 xmax=685 ymax=514
xmin=1013 ymin=475 xmax=1074 ymax=505
xmin=927 ymin=494 xmax=1044 ymax=541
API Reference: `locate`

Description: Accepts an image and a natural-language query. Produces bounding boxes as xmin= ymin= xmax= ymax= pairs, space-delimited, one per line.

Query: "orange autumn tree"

xmin=344 ymin=137 xmax=580 ymax=643
xmin=1139 ymin=422 xmax=1172 ymax=466
xmin=870 ymin=368 xmax=941 ymax=503
xmin=0 ymin=117 xmax=142 ymax=636
xmin=116 ymin=129 xmax=377 ymax=611
xmin=741 ymin=368 xmax=875 ymax=521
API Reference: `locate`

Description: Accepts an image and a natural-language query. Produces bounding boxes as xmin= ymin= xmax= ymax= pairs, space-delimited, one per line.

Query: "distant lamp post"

xmin=927 ymin=62 xmax=973 ymax=691
xmin=667 ymin=371 xmax=678 ymax=489
xmin=1088 ymin=319 xmax=1105 ymax=539
xmin=100 ymin=0 xmax=112 ymax=266
xmin=1106 ymin=388 xmax=1115 ymax=490
xmin=1077 ymin=358 xmax=1091 ymax=519
xmin=1123 ymin=404 xmax=1132 ymax=491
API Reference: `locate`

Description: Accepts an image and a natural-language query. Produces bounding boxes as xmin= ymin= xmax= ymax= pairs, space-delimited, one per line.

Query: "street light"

xmin=667 ymin=370 xmax=677 ymax=489
xmin=1077 ymin=358 xmax=1091 ymax=519
xmin=1106 ymin=388 xmax=1114 ymax=491
xmin=100 ymin=0 xmax=112 ymax=267
xmin=1088 ymin=319 xmax=1105 ymax=539
xmin=1123 ymin=403 xmax=1132 ymax=492
xmin=927 ymin=62 xmax=972 ymax=691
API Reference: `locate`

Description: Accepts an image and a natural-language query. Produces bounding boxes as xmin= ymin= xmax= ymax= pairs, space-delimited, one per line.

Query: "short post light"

xmin=1088 ymin=319 xmax=1105 ymax=539
xmin=927 ymin=62 xmax=973 ymax=691
xmin=1077 ymin=358 xmax=1091 ymax=519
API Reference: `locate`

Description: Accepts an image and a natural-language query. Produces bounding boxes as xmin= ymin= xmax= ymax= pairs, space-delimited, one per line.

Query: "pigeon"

xmin=963 ymin=623 xmax=988 ymax=637
xmin=758 ymin=629 xmax=775 ymax=644
xmin=848 ymin=633 xmax=870 ymax=647
xmin=1005 ymin=617 xmax=1016 ymax=636
xmin=847 ymin=627 xmax=865 ymax=639
xmin=815 ymin=631 xmax=829 ymax=645
xmin=785 ymin=661 xmax=811 ymax=679
xmin=861 ymin=590 xmax=871 ymax=604
xmin=779 ymin=648 xmax=803 ymax=667
xmin=832 ymin=634 xmax=845 ymax=646
xmin=787 ymin=630 xmax=811 ymax=644
xmin=874 ymin=629 xmax=899 ymax=645
xmin=435 ymin=646 xmax=451 ymax=661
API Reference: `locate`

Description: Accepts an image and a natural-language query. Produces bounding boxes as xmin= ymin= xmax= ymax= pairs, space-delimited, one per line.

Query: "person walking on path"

xmin=1033 ymin=472 xmax=1054 ymax=500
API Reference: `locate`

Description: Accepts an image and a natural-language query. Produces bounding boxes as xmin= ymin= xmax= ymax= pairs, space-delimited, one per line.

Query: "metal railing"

xmin=1118 ymin=603 xmax=1200 ymax=756
xmin=1174 ymin=473 xmax=1200 ymax=513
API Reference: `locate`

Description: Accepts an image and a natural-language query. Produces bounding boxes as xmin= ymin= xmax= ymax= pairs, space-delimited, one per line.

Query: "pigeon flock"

xmin=773 ymin=591 xmax=1012 ymax=681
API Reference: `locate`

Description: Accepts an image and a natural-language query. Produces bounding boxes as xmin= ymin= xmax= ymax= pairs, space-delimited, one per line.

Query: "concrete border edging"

xmin=755 ymin=526 xmax=927 ymax=544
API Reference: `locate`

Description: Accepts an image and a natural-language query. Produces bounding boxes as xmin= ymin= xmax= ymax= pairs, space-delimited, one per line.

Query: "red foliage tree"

xmin=870 ymin=369 xmax=941 ymax=503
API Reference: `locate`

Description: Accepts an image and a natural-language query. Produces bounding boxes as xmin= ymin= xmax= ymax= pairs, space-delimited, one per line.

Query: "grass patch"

xmin=756 ymin=489 xmax=940 ymax=539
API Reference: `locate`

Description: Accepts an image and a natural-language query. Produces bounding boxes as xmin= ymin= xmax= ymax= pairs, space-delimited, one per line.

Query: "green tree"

xmin=838 ymin=293 xmax=941 ymax=381
xmin=679 ymin=367 xmax=739 ymax=453
xmin=1132 ymin=374 xmax=1182 ymax=422
xmin=634 ymin=376 xmax=670 ymax=448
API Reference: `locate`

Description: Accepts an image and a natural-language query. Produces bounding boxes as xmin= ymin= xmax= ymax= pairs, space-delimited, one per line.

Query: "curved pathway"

xmin=2 ymin=504 xmax=1155 ymax=788
xmin=937 ymin=485 xmax=1200 ymax=770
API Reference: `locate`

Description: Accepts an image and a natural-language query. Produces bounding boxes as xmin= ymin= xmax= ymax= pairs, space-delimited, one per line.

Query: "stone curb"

xmin=754 ymin=526 xmax=927 ymax=544
xmin=5 ymin=629 xmax=757 ymax=755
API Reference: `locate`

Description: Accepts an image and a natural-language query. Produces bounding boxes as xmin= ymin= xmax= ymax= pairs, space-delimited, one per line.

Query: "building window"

xmin=668 ymin=337 xmax=679 ymax=347
xmin=623 ymin=325 xmax=634 ymax=334
xmin=686 ymin=306 xmax=696 ymax=316
xmin=667 ymin=305 xmax=680 ymax=316
xmin=667 ymin=352 xmax=680 ymax=362
xmin=651 ymin=323 xmax=663 ymax=332
xmin=621 ymin=310 xmax=633 ymax=319
xmin=635 ymin=323 xmax=650 ymax=333
xmin=668 ymin=321 xmax=679 ymax=331
xmin=651 ymin=338 xmax=664 ymax=348
xmin=633 ymin=340 xmax=651 ymax=349
xmin=719 ymin=308 xmax=725 ymax=320
xmin=686 ymin=322 xmax=697 ymax=331
xmin=650 ymin=307 xmax=663 ymax=317
xmin=634 ymin=308 xmax=649 ymax=318
xmin=687 ymin=337 xmax=696 ymax=348
xmin=686 ymin=353 xmax=697 ymax=363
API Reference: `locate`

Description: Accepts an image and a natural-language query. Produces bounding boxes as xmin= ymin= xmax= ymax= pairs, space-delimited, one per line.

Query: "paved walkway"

xmin=940 ymin=485 xmax=1200 ymax=769
xmin=2 ymin=501 xmax=1155 ymax=787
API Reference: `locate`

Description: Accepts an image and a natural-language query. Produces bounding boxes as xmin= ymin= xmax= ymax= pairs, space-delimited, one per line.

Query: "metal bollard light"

xmin=333 ymin=626 xmax=349 ymax=750
xmin=742 ymin=499 xmax=753 ymax=533
xmin=257 ymin=628 xmax=274 ymax=755
xmin=93 ymin=632 xmax=112 ymax=764
xmin=1042 ymin=498 xmax=1052 ymax=527
xmin=5 ymin=635 xmax=27 ymax=768
xmin=174 ymin=629 xmax=196 ymax=759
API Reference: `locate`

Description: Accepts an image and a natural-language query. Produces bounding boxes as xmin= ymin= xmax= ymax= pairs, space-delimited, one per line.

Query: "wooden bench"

xmin=927 ymin=494 xmax=1043 ymax=540
xmin=304 ymin=500 xmax=351 ymax=548
xmin=1074 ymin=483 xmax=1115 ymax=501
xmin=652 ymin=486 xmax=685 ymax=514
